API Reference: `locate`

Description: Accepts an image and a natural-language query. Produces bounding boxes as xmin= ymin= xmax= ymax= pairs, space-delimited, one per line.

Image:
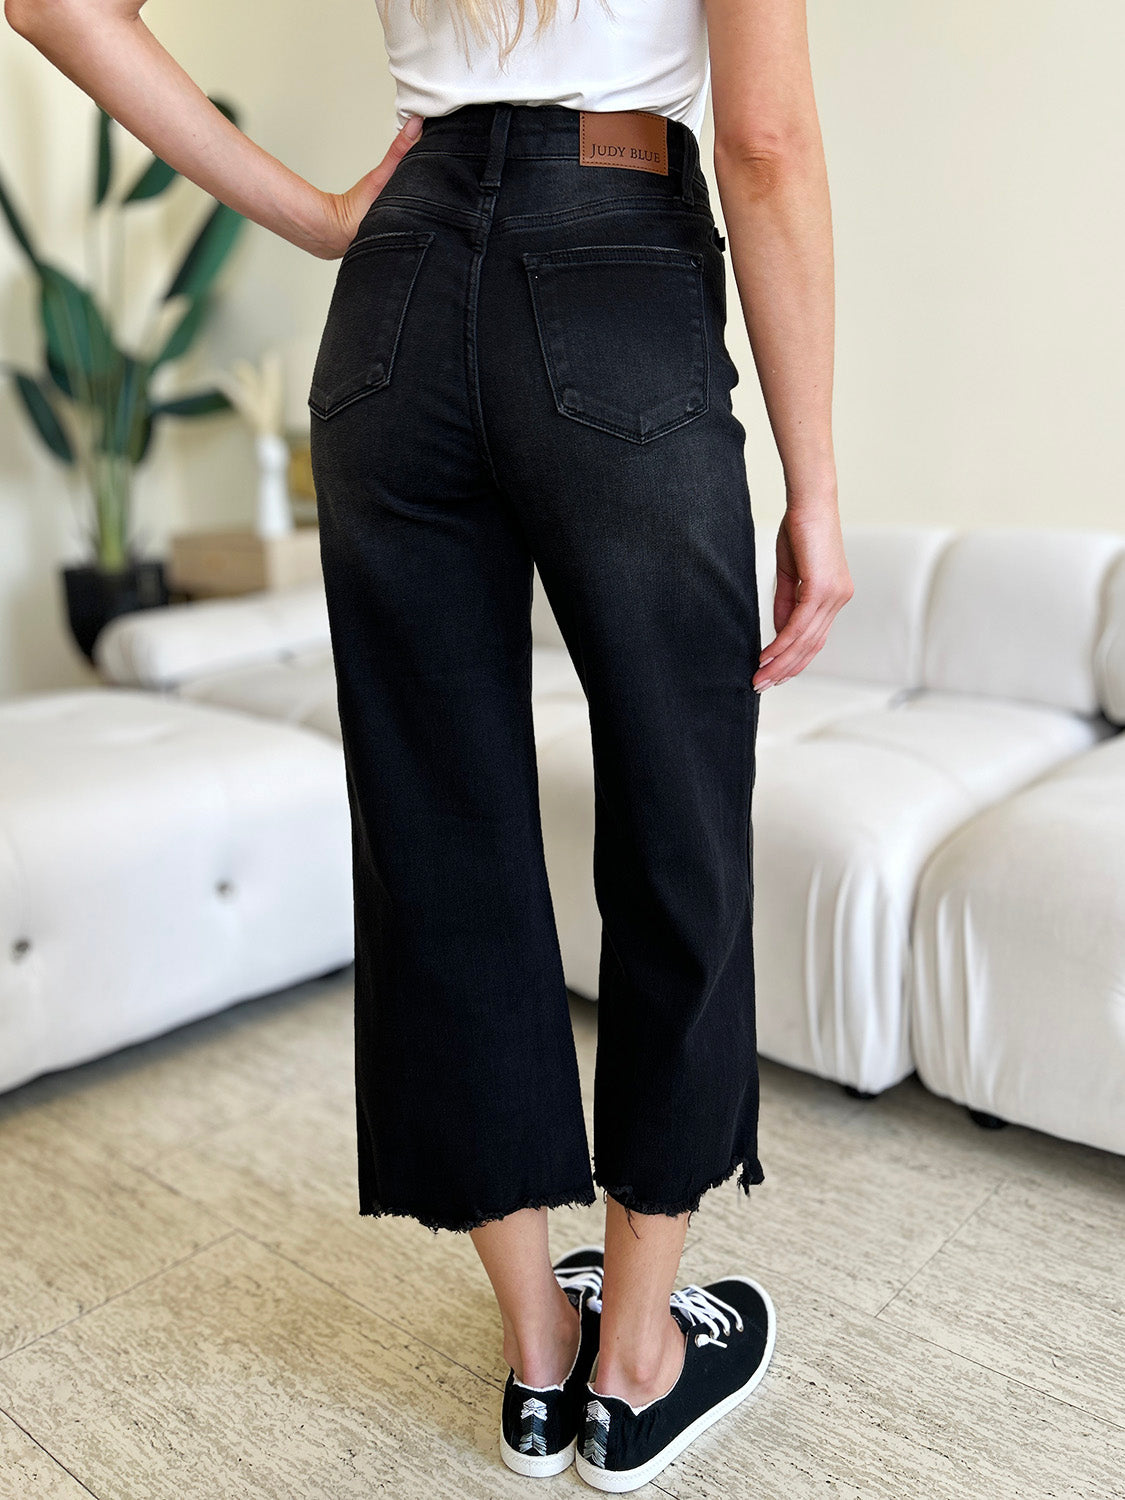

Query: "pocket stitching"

xmin=308 ymin=231 xmax=434 ymax=420
xmin=522 ymin=245 xmax=709 ymax=444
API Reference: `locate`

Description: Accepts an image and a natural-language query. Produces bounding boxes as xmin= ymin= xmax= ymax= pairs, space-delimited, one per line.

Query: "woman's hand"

xmin=706 ymin=0 xmax=846 ymax=693
xmin=754 ymin=497 xmax=853 ymax=691
xmin=312 ymin=115 xmax=427 ymax=260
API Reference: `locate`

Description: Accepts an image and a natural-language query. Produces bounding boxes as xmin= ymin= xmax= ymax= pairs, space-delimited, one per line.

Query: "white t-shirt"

xmin=374 ymin=0 xmax=711 ymax=142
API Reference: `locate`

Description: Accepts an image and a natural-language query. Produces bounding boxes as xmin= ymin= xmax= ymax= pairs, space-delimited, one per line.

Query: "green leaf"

xmin=0 ymin=168 xmax=39 ymax=264
xmin=11 ymin=370 xmax=75 ymax=462
xmin=131 ymin=409 xmax=156 ymax=464
xmin=121 ymin=153 xmax=178 ymax=204
xmin=38 ymin=263 xmax=118 ymax=384
xmin=100 ymin=353 xmax=148 ymax=459
xmin=162 ymin=200 xmax=245 ymax=302
xmin=94 ymin=108 xmax=113 ymax=207
xmin=46 ymin=349 xmax=76 ymax=399
xmin=151 ymin=291 xmax=212 ymax=368
xmin=150 ymin=388 xmax=232 ymax=417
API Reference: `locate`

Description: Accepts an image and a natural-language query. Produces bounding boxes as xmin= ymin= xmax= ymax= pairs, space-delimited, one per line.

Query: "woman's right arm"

xmin=4 ymin=0 xmax=423 ymax=259
xmin=704 ymin=0 xmax=852 ymax=690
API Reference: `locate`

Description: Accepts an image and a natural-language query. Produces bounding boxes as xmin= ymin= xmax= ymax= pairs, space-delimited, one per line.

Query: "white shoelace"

xmin=557 ymin=1262 xmax=604 ymax=1314
xmin=555 ymin=1266 xmax=743 ymax=1346
xmin=669 ymin=1284 xmax=745 ymax=1348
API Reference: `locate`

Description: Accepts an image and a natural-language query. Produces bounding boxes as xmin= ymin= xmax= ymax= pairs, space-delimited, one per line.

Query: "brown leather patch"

xmin=579 ymin=110 xmax=669 ymax=175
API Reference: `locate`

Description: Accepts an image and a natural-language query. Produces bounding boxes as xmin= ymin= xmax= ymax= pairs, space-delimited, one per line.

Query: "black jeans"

xmin=308 ymin=101 xmax=764 ymax=1234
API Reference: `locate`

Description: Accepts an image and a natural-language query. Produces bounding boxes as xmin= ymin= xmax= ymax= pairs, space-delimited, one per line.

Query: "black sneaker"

xmin=499 ymin=1244 xmax=605 ymax=1477
xmin=574 ymin=1277 xmax=776 ymax=1492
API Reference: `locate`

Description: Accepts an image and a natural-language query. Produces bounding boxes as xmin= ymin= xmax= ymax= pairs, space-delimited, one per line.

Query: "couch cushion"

xmin=532 ymin=568 xmax=567 ymax=649
xmin=535 ymin=722 xmax=600 ymax=999
xmin=753 ymin=735 xmax=971 ymax=1092
xmin=1094 ymin=548 xmax=1125 ymax=725
xmin=910 ymin=727 xmax=1125 ymax=1155
xmin=177 ymin=646 xmax=340 ymax=733
xmin=809 ymin=689 xmax=1112 ymax=801
xmin=920 ymin=528 xmax=1125 ymax=714
xmin=532 ymin=695 xmax=592 ymax=749
xmin=751 ymin=691 xmax=1108 ymax=1093
xmin=178 ymin=644 xmax=589 ymax=750
xmin=758 ymin=675 xmax=908 ymax=745
xmin=802 ymin=524 xmax=954 ymax=687
xmin=94 ymin=583 xmax=331 ymax=689
xmin=530 ymin=644 xmax=585 ymax=701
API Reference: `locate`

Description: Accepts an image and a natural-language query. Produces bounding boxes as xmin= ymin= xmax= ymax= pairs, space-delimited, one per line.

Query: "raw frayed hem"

xmin=595 ymin=1154 xmax=765 ymax=1231
xmin=357 ymin=1182 xmax=599 ymax=1237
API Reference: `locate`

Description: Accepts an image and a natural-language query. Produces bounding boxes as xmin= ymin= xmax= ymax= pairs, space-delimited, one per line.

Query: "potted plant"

xmin=0 ymin=99 xmax=247 ymax=661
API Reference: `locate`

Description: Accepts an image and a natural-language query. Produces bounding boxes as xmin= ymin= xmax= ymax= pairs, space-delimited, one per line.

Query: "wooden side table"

xmin=168 ymin=526 xmax=323 ymax=599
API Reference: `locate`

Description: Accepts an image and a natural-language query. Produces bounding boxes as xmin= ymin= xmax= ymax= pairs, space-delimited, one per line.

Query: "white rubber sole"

xmin=574 ymin=1277 xmax=777 ymax=1494
xmin=500 ymin=1433 xmax=577 ymax=1477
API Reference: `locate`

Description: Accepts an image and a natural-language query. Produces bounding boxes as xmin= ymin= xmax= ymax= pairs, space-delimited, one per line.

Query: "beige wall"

xmin=808 ymin=2 xmax=1125 ymax=536
xmin=1 ymin=1 xmax=1122 ymax=694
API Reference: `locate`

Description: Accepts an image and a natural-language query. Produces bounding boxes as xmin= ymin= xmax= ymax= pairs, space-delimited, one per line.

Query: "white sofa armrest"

xmin=94 ymin=583 xmax=332 ymax=689
xmin=1095 ymin=548 xmax=1125 ymax=725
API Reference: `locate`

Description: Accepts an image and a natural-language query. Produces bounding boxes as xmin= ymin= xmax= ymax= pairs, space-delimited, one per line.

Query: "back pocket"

xmin=521 ymin=244 xmax=708 ymax=443
xmin=308 ymin=230 xmax=434 ymax=420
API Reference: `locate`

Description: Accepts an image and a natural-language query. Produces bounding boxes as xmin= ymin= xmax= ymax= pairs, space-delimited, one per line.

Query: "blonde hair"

xmin=404 ymin=0 xmax=615 ymax=69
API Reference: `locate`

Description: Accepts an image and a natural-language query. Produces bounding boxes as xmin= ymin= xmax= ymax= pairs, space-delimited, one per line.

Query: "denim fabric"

xmin=308 ymin=102 xmax=765 ymax=1234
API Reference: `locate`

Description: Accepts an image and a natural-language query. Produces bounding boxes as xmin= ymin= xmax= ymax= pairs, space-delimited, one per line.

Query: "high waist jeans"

xmin=308 ymin=101 xmax=765 ymax=1234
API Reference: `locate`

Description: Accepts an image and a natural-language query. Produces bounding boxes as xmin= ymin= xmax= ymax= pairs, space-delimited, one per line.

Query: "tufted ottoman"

xmin=0 ymin=687 xmax=354 ymax=1095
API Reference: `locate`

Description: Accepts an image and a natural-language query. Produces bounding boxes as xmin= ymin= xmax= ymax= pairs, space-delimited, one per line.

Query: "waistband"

xmin=413 ymin=102 xmax=703 ymax=204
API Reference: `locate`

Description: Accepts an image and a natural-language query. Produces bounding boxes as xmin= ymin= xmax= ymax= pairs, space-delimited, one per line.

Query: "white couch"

xmin=92 ymin=525 xmax=1125 ymax=1159
xmin=0 ymin=688 xmax=353 ymax=1095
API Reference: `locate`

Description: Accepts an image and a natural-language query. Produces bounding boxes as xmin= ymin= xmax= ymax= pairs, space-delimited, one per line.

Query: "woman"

xmin=9 ymin=0 xmax=851 ymax=1487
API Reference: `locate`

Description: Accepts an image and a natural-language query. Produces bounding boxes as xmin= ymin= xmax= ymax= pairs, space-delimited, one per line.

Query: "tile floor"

xmin=0 ymin=970 xmax=1122 ymax=1499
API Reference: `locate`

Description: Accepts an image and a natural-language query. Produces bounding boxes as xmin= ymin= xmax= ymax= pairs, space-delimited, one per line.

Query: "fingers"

xmin=752 ymin=508 xmax=854 ymax=691
xmin=754 ymin=578 xmax=852 ymax=690
xmin=767 ymin=621 xmax=832 ymax=685
xmin=386 ymin=113 xmax=424 ymax=162
xmin=753 ymin=599 xmax=825 ymax=690
xmin=346 ymin=116 xmax=426 ymax=246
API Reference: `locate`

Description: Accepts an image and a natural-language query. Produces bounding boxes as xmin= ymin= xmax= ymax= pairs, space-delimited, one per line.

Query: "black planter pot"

xmin=62 ymin=557 xmax=170 ymax=664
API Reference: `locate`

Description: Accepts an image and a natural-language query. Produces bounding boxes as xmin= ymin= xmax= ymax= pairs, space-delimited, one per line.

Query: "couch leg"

xmin=967 ymin=1107 xmax=1009 ymax=1130
xmin=842 ymin=1084 xmax=879 ymax=1100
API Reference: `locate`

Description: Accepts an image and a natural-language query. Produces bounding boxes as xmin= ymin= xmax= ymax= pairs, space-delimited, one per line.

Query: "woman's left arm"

xmin=4 ymin=0 xmax=423 ymax=259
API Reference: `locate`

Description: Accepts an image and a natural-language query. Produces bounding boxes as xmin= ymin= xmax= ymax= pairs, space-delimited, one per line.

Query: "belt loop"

xmin=481 ymin=102 xmax=513 ymax=191
xmin=680 ymin=124 xmax=698 ymax=206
